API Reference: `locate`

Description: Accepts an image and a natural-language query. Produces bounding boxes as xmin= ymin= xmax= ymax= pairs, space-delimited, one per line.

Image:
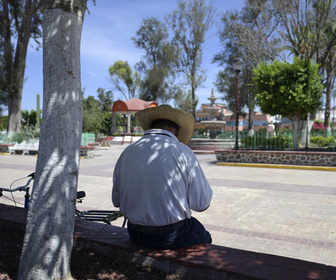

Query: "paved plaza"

xmin=1 ymin=146 xmax=335 ymax=267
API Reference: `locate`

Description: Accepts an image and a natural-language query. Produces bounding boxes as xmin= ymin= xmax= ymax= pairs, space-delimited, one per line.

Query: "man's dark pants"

xmin=127 ymin=217 xmax=212 ymax=249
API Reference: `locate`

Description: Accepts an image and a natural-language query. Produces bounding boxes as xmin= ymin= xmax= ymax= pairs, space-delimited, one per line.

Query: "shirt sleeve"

xmin=187 ymin=154 xmax=213 ymax=212
xmin=112 ymin=159 xmax=121 ymax=207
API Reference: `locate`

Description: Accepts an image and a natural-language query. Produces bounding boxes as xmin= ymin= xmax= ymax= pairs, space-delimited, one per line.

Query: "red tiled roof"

xmin=112 ymin=99 xmax=158 ymax=112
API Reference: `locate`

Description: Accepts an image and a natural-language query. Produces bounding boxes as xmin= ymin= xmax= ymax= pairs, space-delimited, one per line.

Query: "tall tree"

xmin=108 ymin=60 xmax=139 ymax=100
xmin=167 ymin=0 xmax=215 ymax=118
xmin=0 ymin=0 xmax=42 ymax=132
xmin=214 ymin=0 xmax=282 ymax=133
xmin=18 ymin=0 xmax=87 ymax=279
xmin=229 ymin=0 xmax=336 ymax=128
xmin=272 ymin=0 xmax=336 ymax=129
xmin=132 ymin=17 xmax=180 ymax=103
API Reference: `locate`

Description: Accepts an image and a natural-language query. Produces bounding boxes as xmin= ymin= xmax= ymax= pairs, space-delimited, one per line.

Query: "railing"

xmin=217 ymin=131 xmax=336 ymax=151
xmin=0 ymin=132 xmax=96 ymax=146
xmin=81 ymin=132 xmax=96 ymax=146
xmin=0 ymin=132 xmax=39 ymax=144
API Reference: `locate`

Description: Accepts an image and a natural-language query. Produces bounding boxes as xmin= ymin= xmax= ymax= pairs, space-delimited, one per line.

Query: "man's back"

xmin=112 ymin=129 xmax=212 ymax=226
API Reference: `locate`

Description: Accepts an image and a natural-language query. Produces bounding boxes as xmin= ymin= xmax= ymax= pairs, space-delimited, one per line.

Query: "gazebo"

xmin=111 ymin=98 xmax=158 ymax=134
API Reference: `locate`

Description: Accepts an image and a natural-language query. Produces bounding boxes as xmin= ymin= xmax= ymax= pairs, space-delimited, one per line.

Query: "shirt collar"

xmin=144 ymin=129 xmax=178 ymax=141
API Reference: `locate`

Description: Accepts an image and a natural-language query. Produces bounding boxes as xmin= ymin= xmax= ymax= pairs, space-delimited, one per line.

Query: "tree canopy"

xmin=253 ymin=56 xmax=323 ymax=149
xmin=132 ymin=17 xmax=180 ymax=103
xmin=253 ymin=57 xmax=323 ymax=120
xmin=108 ymin=60 xmax=139 ymax=100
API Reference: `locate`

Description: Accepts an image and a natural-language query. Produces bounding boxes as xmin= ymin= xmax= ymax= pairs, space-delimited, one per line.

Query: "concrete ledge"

xmin=216 ymin=162 xmax=336 ymax=172
xmin=1 ymin=203 xmax=335 ymax=279
xmin=215 ymin=149 xmax=336 ymax=167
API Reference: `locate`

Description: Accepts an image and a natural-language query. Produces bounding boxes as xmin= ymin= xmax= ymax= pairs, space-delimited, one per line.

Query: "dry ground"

xmin=0 ymin=221 xmax=182 ymax=280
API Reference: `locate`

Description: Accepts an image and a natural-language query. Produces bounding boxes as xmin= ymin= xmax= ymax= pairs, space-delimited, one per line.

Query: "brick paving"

xmin=1 ymin=146 xmax=335 ymax=267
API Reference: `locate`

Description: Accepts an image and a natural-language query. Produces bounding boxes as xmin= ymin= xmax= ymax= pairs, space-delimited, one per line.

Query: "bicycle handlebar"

xmin=0 ymin=177 xmax=34 ymax=195
xmin=1 ymin=173 xmax=87 ymax=210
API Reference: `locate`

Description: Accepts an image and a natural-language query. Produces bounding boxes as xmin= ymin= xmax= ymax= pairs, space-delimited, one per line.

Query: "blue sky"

xmin=21 ymin=0 xmax=245 ymax=112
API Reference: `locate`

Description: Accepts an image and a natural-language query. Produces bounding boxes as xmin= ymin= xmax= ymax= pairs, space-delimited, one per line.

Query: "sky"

xmin=21 ymin=0 xmax=246 ymax=112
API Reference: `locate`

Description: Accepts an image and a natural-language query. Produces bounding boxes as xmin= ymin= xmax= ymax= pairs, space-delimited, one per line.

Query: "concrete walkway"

xmin=1 ymin=146 xmax=335 ymax=267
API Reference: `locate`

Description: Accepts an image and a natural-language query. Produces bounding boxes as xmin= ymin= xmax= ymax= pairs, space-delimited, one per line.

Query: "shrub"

xmin=310 ymin=135 xmax=336 ymax=147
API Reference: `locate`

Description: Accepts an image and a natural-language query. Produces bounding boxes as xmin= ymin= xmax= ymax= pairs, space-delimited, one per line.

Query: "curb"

xmin=2 ymin=203 xmax=335 ymax=280
xmin=216 ymin=162 xmax=336 ymax=172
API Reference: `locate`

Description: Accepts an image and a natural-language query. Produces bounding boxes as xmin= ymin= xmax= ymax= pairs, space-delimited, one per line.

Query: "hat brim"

xmin=135 ymin=105 xmax=195 ymax=144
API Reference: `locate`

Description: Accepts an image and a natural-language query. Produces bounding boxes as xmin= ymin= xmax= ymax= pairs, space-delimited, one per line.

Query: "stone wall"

xmin=215 ymin=149 xmax=336 ymax=167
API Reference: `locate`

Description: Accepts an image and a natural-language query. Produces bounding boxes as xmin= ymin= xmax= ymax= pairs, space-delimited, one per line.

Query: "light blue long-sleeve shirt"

xmin=112 ymin=129 xmax=213 ymax=226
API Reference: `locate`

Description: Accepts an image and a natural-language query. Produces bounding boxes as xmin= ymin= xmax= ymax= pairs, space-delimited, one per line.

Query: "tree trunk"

xmin=291 ymin=115 xmax=315 ymax=149
xmin=299 ymin=118 xmax=314 ymax=147
xmin=192 ymin=85 xmax=196 ymax=119
xmin=291 ymin=116 xmax=300 ymax=150
xmin=7 ymin=92 xmax=23 ymax=133
xmin=18 ymin=1 xmax=86 ymax=279
xmin=324 ymin=66 xmax=333 ymax=132
xmin=247 ymin=106 xmax=254 ymax=137
xmin=4 ymin=0 xmax=38 ymax=133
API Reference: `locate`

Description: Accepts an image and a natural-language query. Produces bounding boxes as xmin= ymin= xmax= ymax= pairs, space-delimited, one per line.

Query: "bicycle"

xmin=0 ymin=172 xmax=34 ymax=209
xmin=0 ymin=172 xmax=124 ymax=226
xmin=75 ymin=191 xmax=125 ymax=226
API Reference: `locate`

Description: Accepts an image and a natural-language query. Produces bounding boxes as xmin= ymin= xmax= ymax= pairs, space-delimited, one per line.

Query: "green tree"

xmin=167 ymin=0 xmax=215 ymax=118
xmin=82 ymin=88 xmax=118 ymax=134
xmin=97 ymin=87 xmax=113 ymax=112
xmin=0 ymin=0 xmax=42 ymax=132
xmin=253 ymin=57 xmax=324 ymax=149
xmin=108 ymin=60 xmax=139 ymax=100
xmin=97 ymin=87 xmax=114 ymax=134
xmin=132 ymin=17 xmax=180 ymax=103
xmin=82 ymin=95 xmax=102 ymax=133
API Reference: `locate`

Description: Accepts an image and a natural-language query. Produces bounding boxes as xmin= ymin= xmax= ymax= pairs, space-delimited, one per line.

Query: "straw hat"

xmin=135 ymin=105 xmax=195 ymax=144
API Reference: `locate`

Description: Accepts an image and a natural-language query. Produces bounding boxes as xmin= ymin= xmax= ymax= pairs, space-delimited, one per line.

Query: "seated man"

xmin=112 ymin=105 xmax=213 ymax=249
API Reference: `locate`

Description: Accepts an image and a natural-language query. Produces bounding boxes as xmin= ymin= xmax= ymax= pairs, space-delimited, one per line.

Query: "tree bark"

xmin=18 ymin=1 xmax=86 ymax=279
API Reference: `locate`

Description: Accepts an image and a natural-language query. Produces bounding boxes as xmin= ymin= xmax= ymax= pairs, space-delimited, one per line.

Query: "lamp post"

xmin=232 ymin=58 xmax=243 ymax=150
